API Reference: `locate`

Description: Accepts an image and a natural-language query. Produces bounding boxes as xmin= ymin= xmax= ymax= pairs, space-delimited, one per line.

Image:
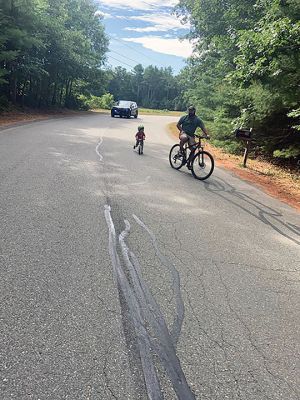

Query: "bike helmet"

xmin=138 ymin=125 xmax=144 ymax=130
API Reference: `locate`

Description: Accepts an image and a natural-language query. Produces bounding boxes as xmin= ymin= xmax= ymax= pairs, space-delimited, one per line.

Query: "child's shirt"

xmin=136 ymin=131 xmax=145 ymax=140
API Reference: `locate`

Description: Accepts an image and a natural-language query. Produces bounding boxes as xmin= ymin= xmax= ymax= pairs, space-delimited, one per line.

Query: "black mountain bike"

xmin=169 ymin=136 xmax=214 ymax=180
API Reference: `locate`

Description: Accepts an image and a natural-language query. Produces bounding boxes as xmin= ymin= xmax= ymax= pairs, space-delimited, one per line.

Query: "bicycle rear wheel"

xmin=169 ymin=144 xmax=184 ymax=170
xmin=191 ymin=151 xmax=214 ymax=180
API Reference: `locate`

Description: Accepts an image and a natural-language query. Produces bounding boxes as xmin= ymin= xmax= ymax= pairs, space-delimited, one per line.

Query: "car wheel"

xmin=111 ymin=112 xmax=115 ymax=117
xmin=134 ymin=113 xmax=138 ymax=119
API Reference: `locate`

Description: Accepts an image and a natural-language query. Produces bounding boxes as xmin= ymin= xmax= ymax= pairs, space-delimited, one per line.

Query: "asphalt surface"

xmin=0 ymin=113 xmax=299 ymax=400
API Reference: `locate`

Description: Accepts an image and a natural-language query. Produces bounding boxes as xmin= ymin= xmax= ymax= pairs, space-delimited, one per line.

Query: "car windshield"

xmin=116 ymin=101 xmax=132 ymax=107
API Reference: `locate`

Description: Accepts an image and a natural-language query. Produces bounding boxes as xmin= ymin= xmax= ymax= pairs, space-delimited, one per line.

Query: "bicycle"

xmin=169 ymin=136 xmax=214 ymax=180
xmin=135 ymin=139 xmax=144 ymax=155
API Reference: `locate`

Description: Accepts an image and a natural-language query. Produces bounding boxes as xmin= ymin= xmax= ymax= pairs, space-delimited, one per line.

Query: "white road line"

xmin=95 ymin=137 xmax=103 ymax=161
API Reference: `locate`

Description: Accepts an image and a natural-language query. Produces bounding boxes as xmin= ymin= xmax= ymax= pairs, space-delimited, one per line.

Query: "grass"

xmin=92 ymin=108 xmax=183 ymax=116
xmin=139 ymin=108 xmax=183 ymax=116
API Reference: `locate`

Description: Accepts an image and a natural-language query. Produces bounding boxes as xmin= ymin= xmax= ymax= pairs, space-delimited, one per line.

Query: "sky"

xmin=94 ymin=0 xmax=192 ymax=74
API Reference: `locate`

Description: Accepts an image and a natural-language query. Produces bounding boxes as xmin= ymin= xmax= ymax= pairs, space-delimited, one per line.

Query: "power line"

xmin=109 ymin=49 xmax=146 ymax=68
xmin=110 ymin=36 xmax=164 ymax=67
xmin=108 ymin=55 xmax=136 ymax=69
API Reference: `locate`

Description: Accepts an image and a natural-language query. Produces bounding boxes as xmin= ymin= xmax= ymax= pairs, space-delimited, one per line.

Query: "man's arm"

xmin=197 ymin=118 xmax=210 ymax=138
xmin=177 ymin=116 xmax=184 ymax=138
xmin=202 ymin=126 xmax=209 ymax=138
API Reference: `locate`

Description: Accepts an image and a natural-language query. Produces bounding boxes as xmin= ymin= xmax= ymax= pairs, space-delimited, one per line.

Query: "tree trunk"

xmin=52 ymin=80 xmax=57 ymax=106
xmin=59 ymin=84 xmax=64 ymax=107
xmin=21 ymin=78 xmax=27 ymax=107
xmin=65 ymin=80 xmax=70 ymax=106
xmin=9 ymin=72 xmax=17 ymax=104
xmin=69 ymin=80 xmax=73 ymax=98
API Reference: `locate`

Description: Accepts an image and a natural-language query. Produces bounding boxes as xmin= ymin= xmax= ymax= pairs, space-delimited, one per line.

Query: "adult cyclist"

xmin=177 ymin=106 xmax=209 ymax=167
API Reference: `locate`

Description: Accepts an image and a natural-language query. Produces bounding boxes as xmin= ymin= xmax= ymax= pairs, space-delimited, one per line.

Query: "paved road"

xmin=0 ymin=113 xmax=299 ymax=400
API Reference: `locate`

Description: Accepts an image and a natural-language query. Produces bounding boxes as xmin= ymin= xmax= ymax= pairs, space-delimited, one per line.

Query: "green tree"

xmin=0 ymin=0 xmax=108 ymax=109
xmin=176 ymin=0 xmax=300 ymax=162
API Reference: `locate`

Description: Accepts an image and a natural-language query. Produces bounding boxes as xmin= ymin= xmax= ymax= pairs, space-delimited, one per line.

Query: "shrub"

xmin=79 ymin=93 xmax=114 ymax=110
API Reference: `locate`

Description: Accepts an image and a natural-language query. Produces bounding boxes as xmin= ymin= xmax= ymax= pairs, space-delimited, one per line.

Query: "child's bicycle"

xmin=135 ymin=139 xmax=144 ymax=155
xmin=169 ymin=136 xmax=214 ymax=180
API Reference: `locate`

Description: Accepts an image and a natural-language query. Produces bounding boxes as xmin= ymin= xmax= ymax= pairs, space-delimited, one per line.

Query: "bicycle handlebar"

xmin=195 ymin=135 xmax=210 ymax=140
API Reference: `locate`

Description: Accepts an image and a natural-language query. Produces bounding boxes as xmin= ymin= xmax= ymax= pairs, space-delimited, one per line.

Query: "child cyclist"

xmin=133 ymin=125 xmax=145 ymax=152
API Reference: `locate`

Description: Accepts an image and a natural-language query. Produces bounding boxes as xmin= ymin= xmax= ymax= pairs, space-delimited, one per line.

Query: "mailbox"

xmin=235 ymin=128 xmax=252 ymax=140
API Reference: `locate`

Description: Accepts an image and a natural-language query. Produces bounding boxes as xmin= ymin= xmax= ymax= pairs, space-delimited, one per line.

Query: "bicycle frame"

xmin=136 ymin=139 xmax=144 ymax=154
xmin=183 ymin=137 xmax=205 ymax=161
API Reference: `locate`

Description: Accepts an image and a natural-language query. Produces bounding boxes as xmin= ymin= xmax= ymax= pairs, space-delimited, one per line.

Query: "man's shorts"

xmin=180 ymin=133 xmax=196 ymax=146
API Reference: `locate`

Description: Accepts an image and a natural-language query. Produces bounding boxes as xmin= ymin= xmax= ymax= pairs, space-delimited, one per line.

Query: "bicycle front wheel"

xmin=169 ymin=144 xmax=184 ymax=170
xmin=191 ymin=151 xmax=214 ymax=180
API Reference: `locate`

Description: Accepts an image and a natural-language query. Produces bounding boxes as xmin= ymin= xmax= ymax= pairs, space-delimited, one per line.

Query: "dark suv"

xmin=111 ymin=100 xmax=138 ymax=118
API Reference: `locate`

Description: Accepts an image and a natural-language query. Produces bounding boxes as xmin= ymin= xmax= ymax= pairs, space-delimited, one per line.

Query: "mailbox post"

xmin=235 ymin=128 xmax=253 ymax=167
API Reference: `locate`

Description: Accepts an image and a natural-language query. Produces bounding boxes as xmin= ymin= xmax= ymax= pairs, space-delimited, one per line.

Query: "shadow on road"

xmin=203 ymin=177 xmax=300 ymax=246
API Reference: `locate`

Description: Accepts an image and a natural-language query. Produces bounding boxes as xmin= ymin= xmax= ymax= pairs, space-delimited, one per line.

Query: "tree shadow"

xmin=203 ymin=177 xmax=300 ymax=245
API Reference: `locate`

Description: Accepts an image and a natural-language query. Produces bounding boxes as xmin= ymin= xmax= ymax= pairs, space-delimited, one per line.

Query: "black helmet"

xmin=188 ymin=105 xmax=196 ymax=112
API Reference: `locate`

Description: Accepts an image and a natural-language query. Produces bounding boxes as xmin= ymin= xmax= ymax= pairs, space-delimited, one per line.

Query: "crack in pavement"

xmin=215 ymin=263 xmax=300 ymax=398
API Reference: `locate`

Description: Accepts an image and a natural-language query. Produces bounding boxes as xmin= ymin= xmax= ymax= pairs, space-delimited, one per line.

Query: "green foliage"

xmin=273 ymin=145 xmax=300 ymax=159
xmin=0 ymin=0 xmax=108 ymax=109
xmin=0 ymin=94 xmax=9 ymax=111
xmin=288 ymin=108 xmax=300 ymax=131
xmin=79 ymin=93 xmax=114 ymax=110
xmin=107 ymin=64 xmax=184 ymax=110
xmin=176 ymin=0 xmax=300 ymax=161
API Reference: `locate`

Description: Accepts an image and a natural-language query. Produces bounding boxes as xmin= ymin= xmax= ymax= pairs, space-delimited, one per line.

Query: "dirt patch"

xmin=0 ymin=109 xmax=71 ymax=127
xmin=168 ymin=123 xmax=300 ymax=211
xmin=0 ymin=108 xmax=108 ymax=128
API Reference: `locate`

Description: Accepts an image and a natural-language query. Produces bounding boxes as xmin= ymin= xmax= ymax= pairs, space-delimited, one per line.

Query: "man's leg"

xmin=179 ymin=133 xmax=188 ymax=153
xmin=187 ymin=137 xmax=196 ymax=168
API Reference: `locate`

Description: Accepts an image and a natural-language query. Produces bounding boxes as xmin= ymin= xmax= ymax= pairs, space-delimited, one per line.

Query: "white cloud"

xmin=124 ymin=13 xmax=189 ymax=32
xmin=123 ymin=36 xmax=193 ymax=58
xmin=94 ymin=10 xmax=111 ymax=19
xmin=95 ymin=0 xmax=177 ymax=10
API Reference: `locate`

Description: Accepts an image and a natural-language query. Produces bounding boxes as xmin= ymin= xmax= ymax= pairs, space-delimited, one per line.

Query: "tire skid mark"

xmin=104 ymin=206 xmax=163 ymax=400
xmin=96 ymin=137 xmax=104 ymax=161
xmin=133 ymin=214 xmax=185 ymax=347
xmin=119 ymin=222 xmax=195 ymax=399
xmin=104 ymin=205 xmax=196 ymax=400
